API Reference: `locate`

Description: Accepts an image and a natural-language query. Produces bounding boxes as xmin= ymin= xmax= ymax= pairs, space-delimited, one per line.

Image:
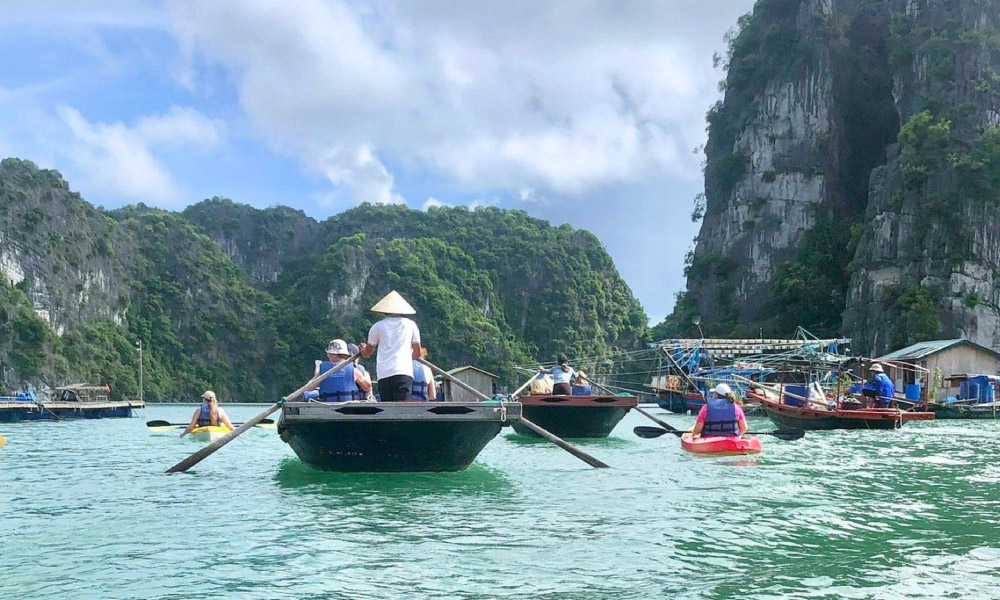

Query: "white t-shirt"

xmin=367 ymin=317 xmax=421 ymax=379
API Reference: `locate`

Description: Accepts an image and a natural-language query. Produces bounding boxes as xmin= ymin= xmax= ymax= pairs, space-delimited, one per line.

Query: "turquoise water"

xmin=3 ymin=405 xmax=1000 ymax=599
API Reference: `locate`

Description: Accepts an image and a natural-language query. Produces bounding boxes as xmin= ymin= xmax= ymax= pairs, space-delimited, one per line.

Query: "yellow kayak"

xmin=188 ymin=425 xmax=232 ymax=442
xmin=0 ymin=435 xmax=6 ymax=449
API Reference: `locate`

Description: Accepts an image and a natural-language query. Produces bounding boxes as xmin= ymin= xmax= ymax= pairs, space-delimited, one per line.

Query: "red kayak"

xmin=681 ymin=433 xmax=762 ymax=456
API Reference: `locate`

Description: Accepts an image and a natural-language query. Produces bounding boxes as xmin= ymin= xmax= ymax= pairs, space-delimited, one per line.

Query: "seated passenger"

xmin=348 ymin=343 xmax=375 ymax=401
xmin=691 ymin=383 xmax=747 ymax=438
xmin=540 ymin=354 xmax=576 ymax=396
xmin=571 ymin=371 xmax=592 ymax=396
xmin=181 ymin=390 xmax=233 ymax=437
xmin=309 ymin=339 xmax=372 ymax=402
xmin=410 ymin=347 xmax=437 ymax=401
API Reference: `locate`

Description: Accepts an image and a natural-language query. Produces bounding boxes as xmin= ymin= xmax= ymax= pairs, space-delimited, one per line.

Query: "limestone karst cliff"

xmin=0 ymin=159 xmax=646 ymax=399
xmin=674 ymin=0 xmax=1000 ymax=354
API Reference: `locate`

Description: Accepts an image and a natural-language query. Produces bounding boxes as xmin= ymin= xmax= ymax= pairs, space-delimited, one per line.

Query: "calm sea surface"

xmin=3 ymin=405 xmax=1000 ymax=599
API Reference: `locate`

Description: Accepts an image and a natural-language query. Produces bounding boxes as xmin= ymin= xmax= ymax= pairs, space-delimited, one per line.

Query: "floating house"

xmin=441 ymin=366 xmax=498 ymax=402
xmin=878 ymin=339 xmax=1000 ymax=400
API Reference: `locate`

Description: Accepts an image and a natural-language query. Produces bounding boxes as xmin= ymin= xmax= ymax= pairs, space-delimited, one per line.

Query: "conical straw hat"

xmin=371 ymin=290 xmax=416 ymax=315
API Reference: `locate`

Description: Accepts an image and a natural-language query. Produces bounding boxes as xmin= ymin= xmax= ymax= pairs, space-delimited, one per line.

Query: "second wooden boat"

xmin=510 ymin=395 xmax=637 ymax=438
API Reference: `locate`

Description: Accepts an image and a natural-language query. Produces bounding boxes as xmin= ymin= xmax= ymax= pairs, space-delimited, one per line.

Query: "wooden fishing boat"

xmin=510 ymin=394 xmax=637 ymax=438
xmin=0 ymin=385 xmax=142 ymax=423
xmin=930 ymin=402 xmax=1000 ymax=419
xmin=752 ymin=392 xmax=934 ymax=430
xmin=277 ymin=401 xmax=521 ymax=472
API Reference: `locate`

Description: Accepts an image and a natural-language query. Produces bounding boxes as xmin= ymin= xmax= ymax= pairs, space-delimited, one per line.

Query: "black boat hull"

xmin=510 ymin=395 xmax=637 ymax=438
xmin=278 ymin=401 xmax=519 ymax=472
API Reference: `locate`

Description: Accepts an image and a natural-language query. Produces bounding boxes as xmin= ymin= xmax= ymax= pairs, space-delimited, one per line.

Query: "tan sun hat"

xmin=371 ymin=290 xmax=416 ymax=315
xmin=869 ymin=363 xmax=885 ymax=373
xmin=201 ymin=390 xmax=216 ymax=400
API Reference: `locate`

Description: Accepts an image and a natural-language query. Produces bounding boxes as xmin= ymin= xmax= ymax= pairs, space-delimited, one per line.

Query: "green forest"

xmin=0 ymin=158 xmax=647 ymax=401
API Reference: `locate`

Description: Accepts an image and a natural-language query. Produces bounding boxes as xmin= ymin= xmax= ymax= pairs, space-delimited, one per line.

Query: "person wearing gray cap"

xmin=309 ymin=339 xmax=372 ymax=402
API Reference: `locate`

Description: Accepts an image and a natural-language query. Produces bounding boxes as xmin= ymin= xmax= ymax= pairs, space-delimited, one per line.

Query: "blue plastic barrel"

xmin=849 ymin=383 xmax=862 ymax=394
xmin=905 ymin=384 xmax=921 ymax=400
xmin=783 ymin=385 xmax=809 ymax=407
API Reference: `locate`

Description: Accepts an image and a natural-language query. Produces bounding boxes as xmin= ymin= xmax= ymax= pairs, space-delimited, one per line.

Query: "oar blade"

xmin=768 ymin=428 xmax=805 ymax=441
xmin=146 ymin=419 xmax=174 ymax=428
xmin=633 ymin=426 xmax=672 ymax=439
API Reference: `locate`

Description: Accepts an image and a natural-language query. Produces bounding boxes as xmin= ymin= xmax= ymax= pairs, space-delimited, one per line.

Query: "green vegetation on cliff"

xmin=0 ymin=159 xmax=646 ymax=400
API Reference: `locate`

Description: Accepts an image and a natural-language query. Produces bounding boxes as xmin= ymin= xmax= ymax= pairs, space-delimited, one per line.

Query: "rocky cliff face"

xmin=0 ymin=163 xmax=646 ymax=398
xmin=680 ymin=0 xmax=1000 ymax=354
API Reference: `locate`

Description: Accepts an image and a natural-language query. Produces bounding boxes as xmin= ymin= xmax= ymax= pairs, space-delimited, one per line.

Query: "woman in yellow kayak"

xmin=180 ymin=390 xmax=234 ymax=437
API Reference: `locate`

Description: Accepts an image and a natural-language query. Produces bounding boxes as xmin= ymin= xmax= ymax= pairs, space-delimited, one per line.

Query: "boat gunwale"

xmin=517 ymin=394 xmax=637 ymax=408
xmin=750 ymin=392 xmax=934 ymax=421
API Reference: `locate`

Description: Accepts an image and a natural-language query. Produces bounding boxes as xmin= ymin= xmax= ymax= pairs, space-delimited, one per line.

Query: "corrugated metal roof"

xmin=878 ymin=339 xmax=997 ymax=361
xmin=446 ymin=365 xmax=499 ymax=379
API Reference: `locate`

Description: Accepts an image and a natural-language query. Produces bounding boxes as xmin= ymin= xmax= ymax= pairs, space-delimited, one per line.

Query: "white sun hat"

xmin=201 ymin=390 xmax=216 ymax=400
xmin=326 ymin=339 xmax=349 ymax=355
xmin=713 ymin=383 xmax=733 ymax=397
xmin=370 ymin=290 xmax=416 ymax=315
xmin=870 ymin=363 xmax=885 ymax=373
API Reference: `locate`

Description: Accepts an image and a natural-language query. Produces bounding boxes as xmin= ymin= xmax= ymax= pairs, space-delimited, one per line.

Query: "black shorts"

xmin=378 ymin=375 xmax=413 ymax=402
xmin=552 ymin=382 xmax=572 ymax=396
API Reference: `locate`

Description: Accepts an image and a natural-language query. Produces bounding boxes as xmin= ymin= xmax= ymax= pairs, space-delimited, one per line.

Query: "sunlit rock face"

xmin=684 ymin=0 xmax=1000 ymax=353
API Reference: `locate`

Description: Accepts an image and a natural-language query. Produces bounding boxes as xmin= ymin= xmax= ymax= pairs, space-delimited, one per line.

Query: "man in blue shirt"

xmin=869 ymin=363 xmax=895 ymax=408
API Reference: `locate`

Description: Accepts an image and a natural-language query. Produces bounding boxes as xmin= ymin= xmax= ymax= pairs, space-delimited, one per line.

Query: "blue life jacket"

xmin=703 ymin=397 xmax=739 ymax=437
xmin=571 ymin=384 xmax=592 ymax=396
xmin=411 ymin=360 xmax=429 ymax=401
xmin=317 ymin=361 xmax=358 ymax=402
xmin=197 ymin=401 xmax=215 ymax=426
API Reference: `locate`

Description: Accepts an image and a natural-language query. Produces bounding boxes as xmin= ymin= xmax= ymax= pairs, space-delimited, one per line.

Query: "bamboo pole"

xmin=166 ymin=353 xmax=359 ymax=474
xmin=510 ymin=374 xmax=538 ymax=398
xmin=418 ymin=358 xmax=610 ymax=469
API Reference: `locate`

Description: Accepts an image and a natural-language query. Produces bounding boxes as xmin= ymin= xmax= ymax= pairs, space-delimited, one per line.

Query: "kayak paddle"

xmin=146 ymin=419 xmax=276 ymax=432
xmin=633 ymin=425 xmax=805 ymax=441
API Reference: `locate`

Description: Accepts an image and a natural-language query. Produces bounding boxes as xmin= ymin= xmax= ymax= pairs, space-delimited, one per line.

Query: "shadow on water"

xmin=272 ymin=458 xmax=518 ymax=502
xmin=502 ymin=432 xmax=635 ymax=448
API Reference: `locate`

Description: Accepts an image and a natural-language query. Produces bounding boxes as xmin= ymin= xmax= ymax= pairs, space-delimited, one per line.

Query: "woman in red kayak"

xmin=691 ymin=383 xmax=747 ymax=438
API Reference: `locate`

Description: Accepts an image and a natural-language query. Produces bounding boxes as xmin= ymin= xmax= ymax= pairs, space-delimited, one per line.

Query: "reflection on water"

xmin=273 ymin=458 xmax=517 ymax=502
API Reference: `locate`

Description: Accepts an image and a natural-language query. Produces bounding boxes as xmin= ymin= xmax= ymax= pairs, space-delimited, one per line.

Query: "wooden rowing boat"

xmin=511 ymin=395 xmax=637 ymax=438
xmin=752 ymin=391 xmax=934 ymax=430
xmin=277 ymin=401 xmax=521 ymax=472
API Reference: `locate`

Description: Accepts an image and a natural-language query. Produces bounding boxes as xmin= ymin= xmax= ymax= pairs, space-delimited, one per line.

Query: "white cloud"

xmin=55 ymin=105 xmax=224 ymax=205
xmin=313 ymin=145 xmax=404 ymax=205
xmin=422 ymin=196 xmax=448 ymax=210
xmin=166 ymin=0 xmax=749 ymax=200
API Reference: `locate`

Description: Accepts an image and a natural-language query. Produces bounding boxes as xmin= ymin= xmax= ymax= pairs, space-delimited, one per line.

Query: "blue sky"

xmin=0 ymin=0 xmax=755 ymax=323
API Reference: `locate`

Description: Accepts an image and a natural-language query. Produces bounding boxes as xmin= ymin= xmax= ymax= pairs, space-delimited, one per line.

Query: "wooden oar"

xmin=418 ymin=358 xmax=610 ymax=469
xmin=509 ymin=374 xmax=538 ymax=398
xmin=633 ymin=425 xmax=805 ymax=441
xmin=146 ymin=419 xmax=276 ymax=432
xmin=165 ymin=353 xmax=359 ymax=474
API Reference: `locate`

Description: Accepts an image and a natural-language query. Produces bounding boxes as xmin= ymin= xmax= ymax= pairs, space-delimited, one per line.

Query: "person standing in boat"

xmin=540 ymin=355 xmax=577 ymax=395
xmin=411 ymin=347 xmax=437 ymax=401
xmin=310 ymin=339 xmax=372 ymax=402
xmin=181 ymin=390 xmax=234 ymax=437
xmin=690 ymin=383 xmax=747 ymax=438
xmin=869 ymin=363 xmax=895 ymax=408
xmin=360 ymin=291 xmax=422 ymax=402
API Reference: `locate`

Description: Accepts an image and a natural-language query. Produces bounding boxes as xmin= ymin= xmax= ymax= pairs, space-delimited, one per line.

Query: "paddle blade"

xmin=0 ymin=436 xmax=6 ymax=449
xmin=253 ymin=420 xmax=277 ymax=429
xmin=761 ymin=428 xmax=805 ymax=441
xmin=146 ymin=420 xmax=173 ymax=428
xmin=633 ymin=426 xmax=672 ymax=439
